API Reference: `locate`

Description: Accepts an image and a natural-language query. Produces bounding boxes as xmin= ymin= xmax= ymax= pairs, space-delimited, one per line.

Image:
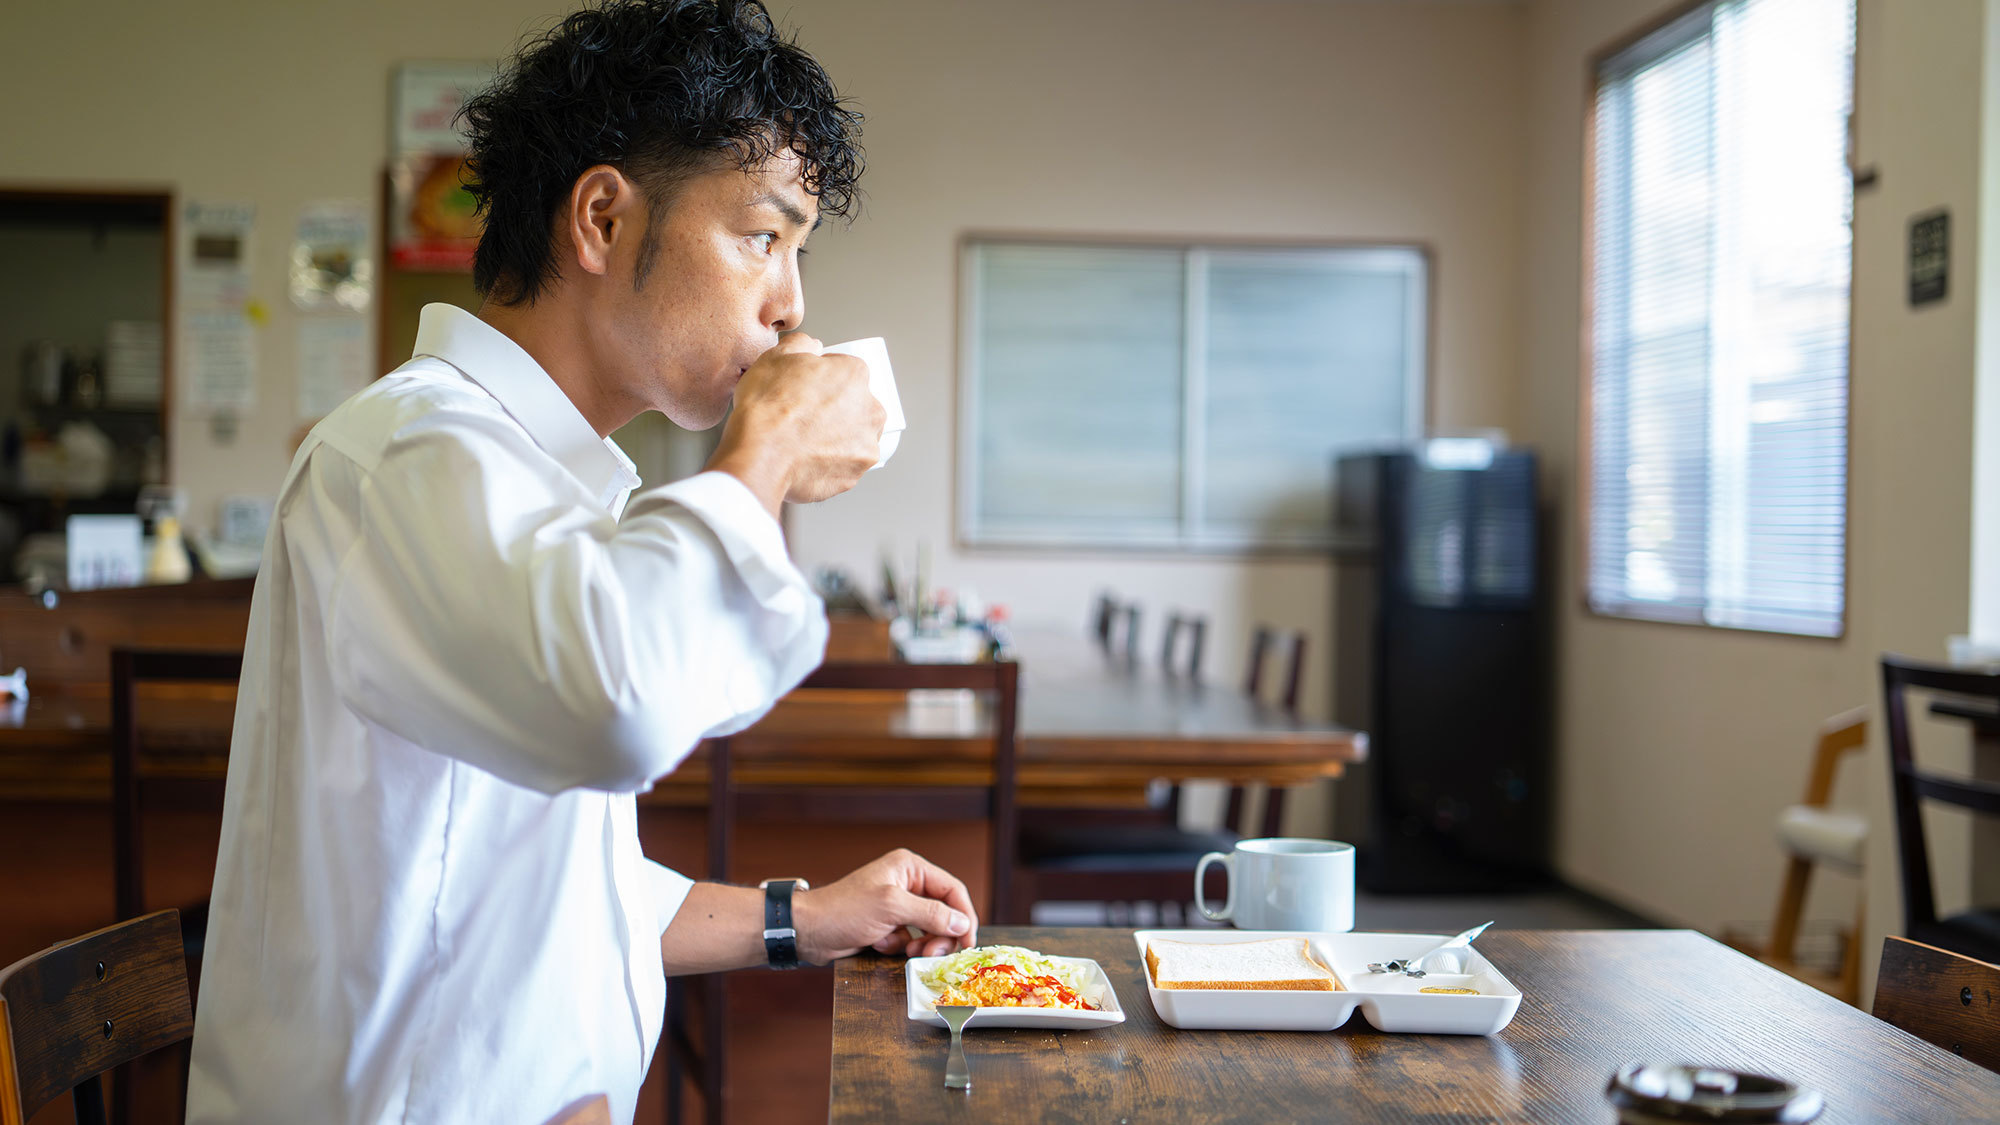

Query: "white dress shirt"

xmin=185 ymin=303 xmax=827 ymax=1125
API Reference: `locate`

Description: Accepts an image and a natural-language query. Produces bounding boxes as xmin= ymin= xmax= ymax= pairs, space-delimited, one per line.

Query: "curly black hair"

xmin=458 ymin=0 xmax=863 ymax=306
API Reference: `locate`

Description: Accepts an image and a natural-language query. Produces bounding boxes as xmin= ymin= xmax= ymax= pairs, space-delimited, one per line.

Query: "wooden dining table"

xmin=831 ymin=926 xmax=2000 ymax=1123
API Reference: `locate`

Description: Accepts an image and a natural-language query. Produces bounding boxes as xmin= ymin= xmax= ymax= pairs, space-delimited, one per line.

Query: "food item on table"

xmin=1145 ymin=937 xmax=1342 ymax=991
xmin=1419 ymin=986 xmax=1480 ymax=995
xmin=921 ymin=945 xmax=1099 ymax=1010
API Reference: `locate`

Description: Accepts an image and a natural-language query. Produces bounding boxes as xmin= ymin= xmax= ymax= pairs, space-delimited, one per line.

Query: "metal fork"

xmin=938 ymin=1005 xmax=976 ymax=1090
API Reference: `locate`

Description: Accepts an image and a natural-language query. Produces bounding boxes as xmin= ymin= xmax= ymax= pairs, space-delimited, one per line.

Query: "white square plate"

xmin=904 ymin=954 xmax=1127 ymax=1029
xmin=1133 ymin=929 xmax=1522 ymax=1035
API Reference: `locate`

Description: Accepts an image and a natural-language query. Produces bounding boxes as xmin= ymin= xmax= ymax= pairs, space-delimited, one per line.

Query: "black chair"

xmin=108 ymin=646 xmax=241 ymax=1125
xmin=1161 ymin=613 xmax=1207 ymax=680
xmin=1091 ymin=593 xmax=1146 ymax=666
xmin=1880 ymin=654 xmax=2000 ymax=964
xmin=666 ymin=659 xmax=1020 ymax=1125
xmin=1092 ymin=593 xmax=1118 ymax=650
xmin=1245 ymin=625 xmax=1308 ymax=713
xmin=1016 ymin=624 xmax=1312 ymax=924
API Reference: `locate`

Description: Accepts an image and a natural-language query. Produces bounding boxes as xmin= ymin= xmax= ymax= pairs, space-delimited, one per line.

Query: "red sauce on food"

xmin=956 ymin=963 xmax=1096 ymax=1010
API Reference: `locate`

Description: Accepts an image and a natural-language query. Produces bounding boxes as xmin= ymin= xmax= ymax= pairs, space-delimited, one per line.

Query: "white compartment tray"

xmin=1133 ymin=929 xmax=1522 ymax=1035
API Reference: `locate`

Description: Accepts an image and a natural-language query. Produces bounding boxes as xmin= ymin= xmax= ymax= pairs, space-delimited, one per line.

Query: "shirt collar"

xmin=411 ymin=303 xmax=641 ymax=511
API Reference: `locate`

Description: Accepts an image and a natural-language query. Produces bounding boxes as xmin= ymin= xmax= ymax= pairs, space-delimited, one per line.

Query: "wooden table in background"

xmin=0 ymin=624 xmax=1363 ymax=808
xmin=831 ymin=926 xmax=2000 ymax=1124
xmin=655 ymin=626 xmax=1363 ymax=808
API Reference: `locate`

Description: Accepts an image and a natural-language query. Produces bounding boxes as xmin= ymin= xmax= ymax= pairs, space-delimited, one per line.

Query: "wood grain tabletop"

xmin=830 ymin=926 xmax=2000 ymax=1124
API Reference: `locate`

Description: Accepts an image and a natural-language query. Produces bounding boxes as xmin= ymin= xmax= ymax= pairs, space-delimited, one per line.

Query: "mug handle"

xmin=1195 ymin=851 xmax=1234 ymax=921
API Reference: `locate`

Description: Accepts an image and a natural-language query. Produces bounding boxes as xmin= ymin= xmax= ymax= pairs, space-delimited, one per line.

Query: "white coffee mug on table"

xmin=1195 ymin=837 xmax=1356 ymax=932
xmin=818 ymin=337 xmax=904 ymax=469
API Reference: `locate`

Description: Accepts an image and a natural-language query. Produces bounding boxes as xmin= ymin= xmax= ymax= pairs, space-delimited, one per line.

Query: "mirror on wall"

xmin=0 ymin=189 xmax=172 ymax=585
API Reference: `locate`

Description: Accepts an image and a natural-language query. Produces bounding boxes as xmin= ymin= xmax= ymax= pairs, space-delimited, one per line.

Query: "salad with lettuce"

xmin=919 ymin=944 xmax=1096 ymax=1006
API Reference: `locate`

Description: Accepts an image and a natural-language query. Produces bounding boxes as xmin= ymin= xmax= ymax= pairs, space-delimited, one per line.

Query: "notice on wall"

xmin=389 ymin=61 xmax=495 ymax=270
xmin=180 ymin=200 xmax=259 ymax=411
xmin=1909 ymin=209 xmax=1950 ymax=306
xmin=297 ymin=315 xmax=370 ymax=420
xmin=290 ymin=200 xmax=373 ymax=311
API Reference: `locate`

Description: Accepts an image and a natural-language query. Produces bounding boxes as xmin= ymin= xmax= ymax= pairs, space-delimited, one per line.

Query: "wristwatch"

xmin=759 ymin=878 xmax=809 ymax=969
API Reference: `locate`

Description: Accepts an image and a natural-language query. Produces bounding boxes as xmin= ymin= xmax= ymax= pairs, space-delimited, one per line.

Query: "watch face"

xmin=759 ymin=878 xmax=810 ymax=892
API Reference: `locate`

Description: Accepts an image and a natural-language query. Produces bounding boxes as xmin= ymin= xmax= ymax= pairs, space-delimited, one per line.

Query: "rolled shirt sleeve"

xmin=644 ymin=858 xmax=698 ymax=936
xmin=630 ymin=471 xmax=829 ymax=737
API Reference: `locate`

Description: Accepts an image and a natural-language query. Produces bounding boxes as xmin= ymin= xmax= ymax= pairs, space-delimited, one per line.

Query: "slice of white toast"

xmin=1145 ymin=937 xmax=1342 ymax=991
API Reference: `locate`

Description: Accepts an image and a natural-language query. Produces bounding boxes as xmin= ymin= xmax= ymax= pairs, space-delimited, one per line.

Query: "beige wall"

xmin=1520 ymin=0 xmax=1983 ymax=992
xmin=784 ymin=0 xmax=1528 ymax=770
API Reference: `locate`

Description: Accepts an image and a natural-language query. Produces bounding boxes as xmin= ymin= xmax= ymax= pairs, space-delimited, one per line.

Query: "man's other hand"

xmin=793 ymin=848 xmax=979 ymax=963
xmin=705 ymin=332 xmax=884 ymax=515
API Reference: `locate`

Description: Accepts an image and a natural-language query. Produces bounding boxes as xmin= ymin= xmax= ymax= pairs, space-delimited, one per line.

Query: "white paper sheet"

xmin=180 ymin=201 xmax=258 ymax=411
xmin=297 ymin=316 xmax=370 ymax=420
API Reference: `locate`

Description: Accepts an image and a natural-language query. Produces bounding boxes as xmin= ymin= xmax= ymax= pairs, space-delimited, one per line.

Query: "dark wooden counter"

xmin=831 ymin=926 xmax=2000 ymax=1124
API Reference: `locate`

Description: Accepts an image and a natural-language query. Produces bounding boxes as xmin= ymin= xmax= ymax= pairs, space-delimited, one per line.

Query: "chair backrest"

xmin=1879 ymin=655 xmax=2000 ymax=938
xmin=1799 ymin=706 xmax=1870 ymax=807
xmin=1873 ymin=936 xmax=2000 ymax=1072
xmin=1091 ymin=594 xmax=1117 ymax=650
xmin=1160 ymin=614 xmax=1207 ymax=680
xmin=707 ymin=660 xmax=1022 ymax=922
xmin=0 ymin=910 xmax=193 ymax=1125
xmin=111 ymin=648 xmax=245 ymax=922
xmin=541 ymin=1094 xmax=612 ymax=1125
xmin=1117 ymin=604 xmax=1141 ymax=663
xmin=1244 ymin=626 xmax=1309 ymax=713
xmin=1090 ymin=594 xmax=1140 ymax=662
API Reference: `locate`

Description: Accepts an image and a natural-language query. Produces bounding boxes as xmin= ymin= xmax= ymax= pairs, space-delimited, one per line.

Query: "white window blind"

xmin=1588 ymin=0 xmax=1854 ymax=637
xmin=960 ymin=240 xmax=1426 ymax=551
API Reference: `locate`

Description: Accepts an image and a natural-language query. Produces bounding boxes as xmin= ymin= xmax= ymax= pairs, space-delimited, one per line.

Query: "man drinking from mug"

xmin=185 ymin=4 xmax=977 ymax=1123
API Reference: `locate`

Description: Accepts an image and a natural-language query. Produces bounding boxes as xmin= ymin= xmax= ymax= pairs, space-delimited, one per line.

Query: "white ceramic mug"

xmin=819 ymin=337 xmax=905 ymax=469
xmin=1195 ymin=838 xmax=1356 ymax=932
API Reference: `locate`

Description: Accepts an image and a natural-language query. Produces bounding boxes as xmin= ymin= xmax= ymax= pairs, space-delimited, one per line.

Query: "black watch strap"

xmin=763 ymin=879 xmax=800 ymax=970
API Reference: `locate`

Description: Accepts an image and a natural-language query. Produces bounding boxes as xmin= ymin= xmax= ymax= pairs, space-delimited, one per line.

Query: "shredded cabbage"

xmin=919 ymin=944 xmax=1093 ymax=1000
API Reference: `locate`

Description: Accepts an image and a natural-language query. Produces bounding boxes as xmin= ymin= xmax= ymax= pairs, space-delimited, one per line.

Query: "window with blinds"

xmin=959 ymin=240 xmax=1427 ymax=551
xmin=1587 ymin=0 xmax=1855 ymax=637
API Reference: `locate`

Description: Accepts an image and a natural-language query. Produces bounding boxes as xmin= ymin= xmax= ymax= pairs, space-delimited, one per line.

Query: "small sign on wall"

xmin=1909 ymin=209 xmax=1949 ymax=306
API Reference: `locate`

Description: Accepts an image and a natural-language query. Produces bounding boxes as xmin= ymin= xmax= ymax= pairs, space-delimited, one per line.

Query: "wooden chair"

xmin=111 ymin=648 xmax=244 ymax=929
xmin=1723 ymin=708 xmax=1869 ymax=1004
xmin=1872 ymin=936 xmax=2000 ymax=1072
xmin=542 ymin=1094 xmax=613 ymax=1125
xmin=1880 ymin=655 xmax=2000 ymax=963
xmin=0 ymin=910 xmax=193 ymax=1125
xmin=667 ymin=659 xmax=1020 ymax=1125
xmin=110 ymin=647 xmax=242 ymax=1125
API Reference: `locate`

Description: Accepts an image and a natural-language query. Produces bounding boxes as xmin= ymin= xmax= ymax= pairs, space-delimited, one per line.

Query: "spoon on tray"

xmin=1366 ymin=921 xmax=1495 ymax=978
